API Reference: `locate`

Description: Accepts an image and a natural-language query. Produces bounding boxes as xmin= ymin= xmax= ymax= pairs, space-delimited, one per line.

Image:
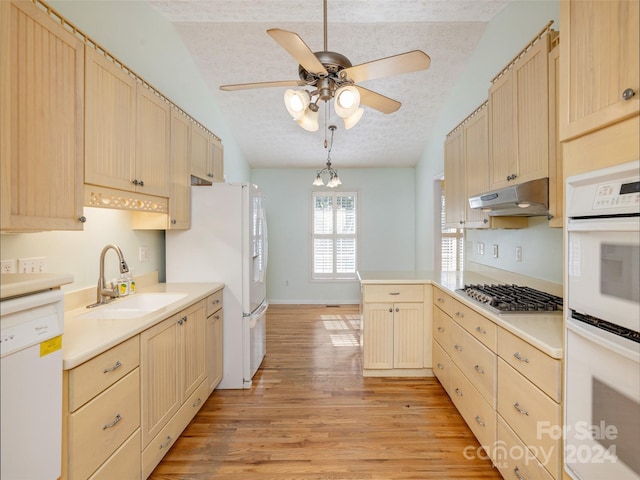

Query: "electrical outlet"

xmin=139 ymin=246 xmax=149 ymax=262
xmin=1 ymin=259 xmax=17 ymax=273
xmin=17 ymin=257 xmax=46 ymax=273
xmin=493 ymin=244 xmax=499 ymax=258
xmin=515 ymin=246 xmax=522 ymax=262
xmin=477 ymin=242 xmax=485 ymax=255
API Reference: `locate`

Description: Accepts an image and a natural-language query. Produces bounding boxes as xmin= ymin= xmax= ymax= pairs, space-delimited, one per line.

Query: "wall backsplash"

xmin=0 ymin=207 xmax=165 ymax=292
xmin=465 ymin=217 xmax=563 ymax=284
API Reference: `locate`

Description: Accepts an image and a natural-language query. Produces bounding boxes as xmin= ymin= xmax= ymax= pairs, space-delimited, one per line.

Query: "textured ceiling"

xmin=148 ymin=0 xmax=510 ymax=169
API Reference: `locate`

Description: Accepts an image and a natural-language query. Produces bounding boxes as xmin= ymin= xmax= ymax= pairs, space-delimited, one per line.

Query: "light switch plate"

xmin=515 ymin=246 xmax=522 ymax=262
xmin=493 ymin=244 xmax=499 ymax=258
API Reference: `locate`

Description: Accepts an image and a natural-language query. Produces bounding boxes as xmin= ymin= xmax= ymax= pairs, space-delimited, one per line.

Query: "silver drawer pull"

xmin=214 ymin=314 xmax=220 ymax=320
xmin=103 ymin=360 xmax=122 ymax=373
xmin=474 ymin=364 xmax=485 ymax=374
xmin=475 ymin=326 xmax=486 ymax=335
xmin=474 ymin=415 xmax=485 ymax=427
xmin=454 ymin=344 xmax=463 ymax=351
xmin=514 ymin=402 xmax=529 ymax=416
xmin=455 ymin=311 xmax=464 ymax=318
xmin=455 ymin=388 xmax=463 ymax=397
xmin=437 ymin=363 xmax=444 ymax=370
xmin=513 ymin=352 xmax=529 ymax=363
xmin=102 ymin=414 xmax=121 ymax=430
xmin=389 ymin=292 xmax=400 ymax=296
xmin=193 ymin=397 xmax=202 ymax=408
xmin=437 ymin=297 xmax=445 ymax=303
xmin=160 ymin=435 xmax=172 ymax=449
xmin=514 ymin=466 xmax=525 ymax=480
xmin=437 ymin=327 xmax=445 ymax=333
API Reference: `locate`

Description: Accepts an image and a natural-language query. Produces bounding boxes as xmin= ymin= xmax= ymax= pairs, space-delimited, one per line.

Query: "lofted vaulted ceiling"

xmin=148 ymin=0 xmax=510 ymax=169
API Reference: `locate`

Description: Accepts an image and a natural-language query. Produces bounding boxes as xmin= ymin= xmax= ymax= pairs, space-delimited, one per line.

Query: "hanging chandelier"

xmin=312 ymin=125 xmax=342 ymax=188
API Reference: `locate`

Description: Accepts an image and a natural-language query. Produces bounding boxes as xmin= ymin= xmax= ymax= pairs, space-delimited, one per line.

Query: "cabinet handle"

xmin=177 ymin=315 xmax=188 ymax=325
xmin=514 ymin=402 xmax=529 ymax=416
xmin=474 ymin=364 xmax=485 ymax=374
xmin=388 ymin=308 xmax=393 ymax=313
xmin=455 ymin=311 xmax=464 ymax=318
xmin=437 ymin=327 xmax=445 ymax=333
xmin=395 ymin=308 xmax=399 ymax=313
xmin=171 ymin=219 xmax=177 ymax=225
xmin=513 ymin=352 xmax=529 ymax=363
xmin=102 ymin=414 xmax=122 ymax=430
xmin=483 ymin=218 xmax=488 ymax=224
xmin=474 ymin=415 xmax=485 ymax=427
xmin=454 ymin=388 xmax=463 ymax=397
xmin=475 ymin=326 xmax=486 ymax=335
xmin=214 ymin=314 xmax=220 ymax=320
xmin=193 ymin=397 xmax=202 ymax=408
xmin=454 ymin=344 xmax=463 ymax=351
xmin=514 ymin=467 xmax=526 ymax=480
xmin=131 ymin=179 xmax=145 ymax=187
xmin=437 ymin=363 xmax=444 ymax=370
xmin=389 ymin=292 xmax=400 ymax=296
xmin=79 ymin=216 xmax=87 ymax=223
xmin=437 ymin=297 xmax=445 ymax=303
xmin=103 ymin=360 xmax=122 ymax=373
xmin=622 ymin=88 xmax=636 ymax=100
xmin=160 ymin=435 xmax=172 ymax=449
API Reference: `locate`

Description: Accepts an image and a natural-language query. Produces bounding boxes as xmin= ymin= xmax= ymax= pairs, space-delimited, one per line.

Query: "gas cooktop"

xmin=456 ymin=284 xmax=563 ymax=315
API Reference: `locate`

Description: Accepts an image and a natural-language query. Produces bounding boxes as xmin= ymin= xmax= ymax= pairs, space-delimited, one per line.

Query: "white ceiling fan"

xmin=219 ymin=0 xmax=431 ymax=131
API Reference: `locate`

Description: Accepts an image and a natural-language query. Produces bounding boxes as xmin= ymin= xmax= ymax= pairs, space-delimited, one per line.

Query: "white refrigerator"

xmin=166 ymin=183 xmax=268 ymax=389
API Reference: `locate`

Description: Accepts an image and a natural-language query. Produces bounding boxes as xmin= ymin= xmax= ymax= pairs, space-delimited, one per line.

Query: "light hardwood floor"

xmin=150 ymin=304 xmax=502 ymax=479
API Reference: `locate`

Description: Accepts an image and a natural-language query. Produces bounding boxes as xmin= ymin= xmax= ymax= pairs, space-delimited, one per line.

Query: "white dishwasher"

xmin=1 ymin=288 xmax=64 ymax=480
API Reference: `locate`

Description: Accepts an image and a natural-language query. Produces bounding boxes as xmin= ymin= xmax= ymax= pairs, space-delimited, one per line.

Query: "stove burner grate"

xmin=457 ymin=284 xmax=563 ymax=314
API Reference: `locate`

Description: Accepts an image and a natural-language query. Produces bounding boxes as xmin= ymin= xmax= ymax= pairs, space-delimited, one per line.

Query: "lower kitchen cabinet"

xmin=361 ymin=284 xmax=432 ymax=376
xmin=205 ymin=289 xmax=224 ymax=393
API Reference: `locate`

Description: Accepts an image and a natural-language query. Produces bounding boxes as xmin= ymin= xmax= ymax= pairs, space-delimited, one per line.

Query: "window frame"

xmin=310 ymin=190 xmax=359 ymax=282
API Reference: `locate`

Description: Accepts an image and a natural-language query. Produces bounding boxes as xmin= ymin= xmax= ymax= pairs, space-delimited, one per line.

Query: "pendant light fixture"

xmin=312 ymin=125 xmax=342 ymax=187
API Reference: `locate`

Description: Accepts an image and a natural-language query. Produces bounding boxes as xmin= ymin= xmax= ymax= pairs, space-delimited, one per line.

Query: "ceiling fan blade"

xmin=355 ymin=86 xmax=401 ymax=114
xmin=341 ymin=50 xmax=431 ymax=83
xmin=267 ymin=28 xmax=328 ymax=76
xmin=220 ymin=80 xmax=307 ymax=91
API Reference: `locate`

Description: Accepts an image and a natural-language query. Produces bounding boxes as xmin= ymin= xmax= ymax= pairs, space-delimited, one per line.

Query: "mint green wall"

xmin=252 ymin=168 xmax=416 ymax=303
xmin=415 ymin=1 xmax=561 ymax=284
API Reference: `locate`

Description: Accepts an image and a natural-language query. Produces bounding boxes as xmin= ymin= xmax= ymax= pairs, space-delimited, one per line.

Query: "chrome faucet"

xmin=87 ymin=244 xmax=129 ymax=308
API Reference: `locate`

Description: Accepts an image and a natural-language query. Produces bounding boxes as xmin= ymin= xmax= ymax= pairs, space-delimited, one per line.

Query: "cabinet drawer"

xmin=452 ymin=300 xmax=497 ymax=351
xmin=450 ymin=363 xmax=496 ymax=457
xmin=142 ymin=379 xmax=209 ymax=478
xmin=498 ymin=327 xmax=561 ymax=402
xmin=68 ymin=369 xmax=141 ymax=480
xmin=432 ymin=340 xmax=451 ymax=395
xmin=363 ymin=284 xmax=424 ymax=303
xmin=433 ymin=286 xmax=454 ymax=316
xmin=450 ymin=322 xmax=497 ymax=408
xmin=497 ymin=359 xmax=561 ymax=478
xmin=496 ymin=415 xmax=554 ymax=480
xmin=433 ymin=306 xmax=452 ymax=354
xmin=206 ymin=288 xmax=223 ymax=317
xmin=68 ymin=336 xmax=140 ymax=411
xmin=88 ymin=429 xmax=141 ymax=480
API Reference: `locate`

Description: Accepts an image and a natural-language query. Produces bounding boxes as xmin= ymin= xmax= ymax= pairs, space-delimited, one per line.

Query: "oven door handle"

xmin=566 ymin=317 xmax=640 ymax=363
xmin=567 ymin=216 xmax=640 ymax=232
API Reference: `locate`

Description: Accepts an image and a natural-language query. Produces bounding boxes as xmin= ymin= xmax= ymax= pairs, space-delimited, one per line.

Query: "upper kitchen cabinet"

xmin=85 ymin=47 xmax=169 ymax=198
xmin=1 ymin=0 xmax=85 ymax=231
xmin=547 ymin=40 xmax=563 ymax=228
xmin=191 ymin=123 xmax=224 ymax=185
xmin=489 ymin=26 xmax=555 ymax=191
xmin=463 ymin=104 xmax=492 ymax=228
xmin=443 ymin=127 xmax=465 ymax=229
xmin=559 ymin=0 xmax=639 ymax=143
xmin=167 ymin=108 xmax=191 ymax=229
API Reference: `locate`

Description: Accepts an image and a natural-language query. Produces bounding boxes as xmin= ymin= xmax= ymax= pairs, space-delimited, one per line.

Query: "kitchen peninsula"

xmin=358 ymin=269 xmax=564 ymax=479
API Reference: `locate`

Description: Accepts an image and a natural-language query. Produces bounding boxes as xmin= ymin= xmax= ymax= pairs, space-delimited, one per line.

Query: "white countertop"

xmin=358 ymin=270 xmax=564 ymax=359
xmin=0 ymin=273 xmax=74 ymax=299
xmin=62 ymin=282 xmax=223 ymax=369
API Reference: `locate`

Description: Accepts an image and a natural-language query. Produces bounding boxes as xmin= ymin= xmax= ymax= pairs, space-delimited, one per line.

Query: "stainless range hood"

xmin=468 ymin=177 xmax=550 ymax=217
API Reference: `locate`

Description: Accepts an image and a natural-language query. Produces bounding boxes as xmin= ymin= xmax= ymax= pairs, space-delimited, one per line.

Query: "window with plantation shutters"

xmin=312 ymin=191 xmax=358 ymax=280
xmin=441 ymin=188 xmax=464 ymax=271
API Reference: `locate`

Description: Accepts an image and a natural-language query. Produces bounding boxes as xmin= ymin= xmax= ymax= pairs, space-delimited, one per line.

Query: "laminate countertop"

xmin=358 ymin=270 xmax=564 ymax=359
xmin=0 ymin=272 xmax=74 ymax=299
xmin=62 ymin=282 xmax=224 ymax=370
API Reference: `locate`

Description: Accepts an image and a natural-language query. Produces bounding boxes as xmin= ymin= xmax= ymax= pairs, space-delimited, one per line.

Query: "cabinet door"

xmin=513 ymin=34 xmax=549 ymax=184
xmin=206 ymin=309 xmax=224 ymax=393
xmin=179 ymin=303 xmax=206 ymax=401
xmin=84 ymin=46 xmax=136 ymax=192
xmin=135 ymin=84 xmax=170 ymax=196
xmin=547 ymin=43 xmax=563 ymax=228
xmin=140 ymin=316 xmax=180 ymax=448
xmin=443 ymin=128 xmax=465 ymax=228
xmin=393 ymin=302 xmax=424 ymax=369
xmin=463 ymin=106 xmax=490 ymax=228
xmin=488 ymin=70 xmax=517 ymax=190
xmin=210 ymin=136 xmax=224 ymax=183
xmin=168 ymin=108 xmax=191 ymax=229
xmin=362 ymin=303 xmax=394 ymax=369
xmin=560 ymin=0 xmax=640 ymax=142
xmin=190 ymin=124 xmax=210 ymax=182
xmin=1 ymin=0 xmax=84 ymax=231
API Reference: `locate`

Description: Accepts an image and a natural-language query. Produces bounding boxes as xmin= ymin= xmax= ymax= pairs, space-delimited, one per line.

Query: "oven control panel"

xmin=593 ymin=180 xmax=640 ymax=210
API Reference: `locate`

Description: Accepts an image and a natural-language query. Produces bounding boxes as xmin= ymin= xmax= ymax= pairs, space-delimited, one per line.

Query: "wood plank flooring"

xmin=150 ymin=305 xmax=502 ymax=479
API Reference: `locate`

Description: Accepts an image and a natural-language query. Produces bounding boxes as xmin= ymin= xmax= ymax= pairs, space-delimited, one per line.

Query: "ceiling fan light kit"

xmin=314 ymin=125 xmax=342 ymax=187
xmin=220 ymin=0 xmax=431 ymax=132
